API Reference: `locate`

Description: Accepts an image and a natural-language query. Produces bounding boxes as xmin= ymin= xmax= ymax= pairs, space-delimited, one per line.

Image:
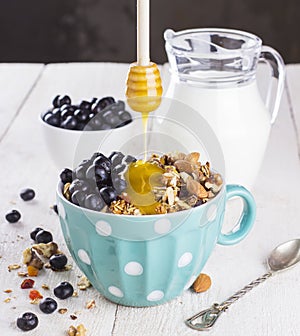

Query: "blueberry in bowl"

xmin=40 ymin=95 xmax=134 ymax=169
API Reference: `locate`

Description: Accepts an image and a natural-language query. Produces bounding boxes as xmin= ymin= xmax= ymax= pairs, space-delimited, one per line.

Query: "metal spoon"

xmin=185 ymin=239 xmax=300 ymax=331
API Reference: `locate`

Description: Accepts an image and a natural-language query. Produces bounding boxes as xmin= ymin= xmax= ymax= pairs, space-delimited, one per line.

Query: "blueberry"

xmin=109 ymin=152 xmax=125 ymax=166
xmin=71 ymin=190 xmax=86 ymax=206
xmin=44 ymin=113 xmax=60 ymax=127
xmin=61 ymin=115 xmax=77 ymax=130
xmin=54 ymin=281 xmax=74 ymax=300
xmin=100 ymin=186 xmax=117 ymax=205
xmin=112 ymin=177 xmax=127 ymax=193
xmin=39 ymin=297 xmax=58 ymax=314
xmin=16 ymin=312 xmax=38 ymax=331
xmin=84 ymin=193 xmax=105 ymax=211
xmin=52 ymin=107 xmax=62 ymax=117
xmin=92 ymin=96 xmax=115 ymax=113
xmin=89 ymin=116 xmax=103 ymax=130
xmin=90 ymin=152 xmax=102 ymax=161
xmin=52 ymin=95 xmax=71 ymax=108
xmin=94 ymin=155 xmax=111 ymax=172
xmin=102 ymin=110 xmax=122 ymax=127
xmin=74 ymin=163 xmax=89 ymax=180
xmin=30 ymin=227 xmax=43 ymax=241
xmin=69 ymin=179 xmax=90 ymax=194
xmin=60 ymin=168 xmax=73 ymax=184
xmin=49 ymin=253 xmax=68 ymax=270
xmin=76 ymin=122 xmax=86 ymax=130
xmin=74 ymin=109 xmax=89 ymax=122
xmin=124 ymin=155 xmax=137 ymax=163
xmin=88 ymin=112 xmax=95 ymax=120
xmin=79 ymin=100 xmax=92 ymax=111
xmin=60 ymin=108 xmax=74 ymax=121
xmin=5 ymin=210 xmax=21 ymax=223
xmin=35 ymin=230 xmax=53 ymax=243
xmin=42 ymin=109 xmax=53 ymax=119
xmin=20 ymin=188 xmax=35 ymax=201
xmin=100 ymin=123 xmax=112 ymax=130
xmin=118 ymin=110 xmax=132 ymax=122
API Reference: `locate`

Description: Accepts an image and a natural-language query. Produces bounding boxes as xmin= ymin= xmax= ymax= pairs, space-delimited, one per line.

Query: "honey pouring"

xmin=125 ymin=0 xmax=163 ymax=214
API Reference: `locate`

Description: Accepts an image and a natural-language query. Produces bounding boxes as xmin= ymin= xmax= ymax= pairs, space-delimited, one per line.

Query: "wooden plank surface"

xmin=0 ymin=63 xmax=299 ymax=336
xmin=0 ymin=63 xmax=44 ymax=140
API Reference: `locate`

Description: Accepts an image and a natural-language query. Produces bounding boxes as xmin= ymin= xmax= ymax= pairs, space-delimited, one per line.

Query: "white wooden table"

xmin=0 ymin=63 xmax=299 ymax=336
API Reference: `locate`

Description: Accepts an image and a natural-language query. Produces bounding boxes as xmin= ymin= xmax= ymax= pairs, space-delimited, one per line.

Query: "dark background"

xmin=0 ymin=0 xmax=298 ymax=64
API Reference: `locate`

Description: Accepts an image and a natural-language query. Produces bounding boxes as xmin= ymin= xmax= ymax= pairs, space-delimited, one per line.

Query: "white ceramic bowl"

xmin=39 ymin=113 xmax=136 ymax=170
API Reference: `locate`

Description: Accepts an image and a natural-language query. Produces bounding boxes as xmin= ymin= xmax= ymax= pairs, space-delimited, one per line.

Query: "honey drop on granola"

xmin=125 ymin=160 xmax=164 ymax=215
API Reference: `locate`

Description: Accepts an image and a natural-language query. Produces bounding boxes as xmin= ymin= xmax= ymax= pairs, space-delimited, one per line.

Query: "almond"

xmin=186 ymin=178 xmax=208 ymax=198
xmin=174 ymin=160 xmax=193 ymax=174
xmin=193 ymin=273 xmax=212 ymax=293
xmin=185 ymin=152 xmax=200 ymax=163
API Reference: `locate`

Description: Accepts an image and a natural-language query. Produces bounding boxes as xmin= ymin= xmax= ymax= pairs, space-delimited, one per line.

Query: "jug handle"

xmin=259 ymin=46 xmax=285 ymax=124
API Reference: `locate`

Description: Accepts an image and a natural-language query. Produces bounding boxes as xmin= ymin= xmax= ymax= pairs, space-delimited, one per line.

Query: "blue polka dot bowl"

xmin=57 ymin=182 xmax=255 ymax=307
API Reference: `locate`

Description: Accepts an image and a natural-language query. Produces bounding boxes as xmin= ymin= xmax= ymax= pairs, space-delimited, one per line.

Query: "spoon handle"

xmin=185 ymin=271 xmax=272 ymax=331
xmin=219 ymin=271 xmax=272 ymax=309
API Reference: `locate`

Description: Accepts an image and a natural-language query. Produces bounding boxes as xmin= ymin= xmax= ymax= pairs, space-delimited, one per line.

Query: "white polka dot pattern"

xmin=95 ymin=220 xmax=112 ymax=236
xmin=78 ymin=249 xmax=91 ymax=265
xmin=206 ymin=203 xmax=217 ymax=222
xmin=108 ymin=286 xmax=124 ymax=298
xmin=178 ymin=252 xmax=193 ymax=268
xmin=147 ymin=290 xmax=164 ymax=301
xmin=124 ymin=262 xmax=143 ymax=276
xmin=154 ymin=218 xmax=171 ymax=234
xmin=58 ymin=202 xmax=66 ymax=220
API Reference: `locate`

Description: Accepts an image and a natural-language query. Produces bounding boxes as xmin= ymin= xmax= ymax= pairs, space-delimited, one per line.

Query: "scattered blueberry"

xmin=35 ymin=230 xmax=53 ymax=244
xmin=16 ymin=312 xmax=38 ymax=331
xmin=54 ymin=281 xmax=74 ymax=300
xmin=5 ymin=210 xmax=21 ymax=223
xmin=49 ymin=253 xmax=68 ymax=270
xmin=20 ymin=188 xmax=35 ymax=201
xmin=39 ymin=297 xmax=58 ymax=314
xmin=30 ymin=227 xmax=43 ymax=241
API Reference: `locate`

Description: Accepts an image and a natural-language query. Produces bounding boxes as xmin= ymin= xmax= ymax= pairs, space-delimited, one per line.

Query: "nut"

xmin=67 ymin=324 xmax=87 ymax=336
xmin=186 ymin=178 xmax=208 ymax=199
xmin=77 ymin=276 xmax=91 ymax=291
xmin=193 ymin=273 xmax=212 ymax=293
xmin=174 ymin=160 xmax=194 ymax=174
xmin=32 ymin=242 xmax=58 ymax=258
xmin=22 ymin=248 xmax=44 ymax=270
xmin=185 ymin=152 xmax=200 ymax=163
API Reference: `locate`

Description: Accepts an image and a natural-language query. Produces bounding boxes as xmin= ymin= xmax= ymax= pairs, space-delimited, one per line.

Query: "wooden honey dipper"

xmin=126 ymin=0 xmax=163 ymax=113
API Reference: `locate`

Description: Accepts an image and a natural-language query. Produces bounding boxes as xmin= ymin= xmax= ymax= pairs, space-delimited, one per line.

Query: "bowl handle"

xmin=217 ymin=185 xmax=256 ymax=246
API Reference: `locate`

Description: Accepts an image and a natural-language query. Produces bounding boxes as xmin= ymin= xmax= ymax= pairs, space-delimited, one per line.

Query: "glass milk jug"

xmin=164 ymin=28 xmax=285 ymax=189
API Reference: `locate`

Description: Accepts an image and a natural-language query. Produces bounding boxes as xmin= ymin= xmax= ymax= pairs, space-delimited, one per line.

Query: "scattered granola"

xmin=8 ymin=264 xmax=21 ymax=272
xmin=67 ymin=324 xmax=87 ymax=336
xmin=58 ymin=308 xmax=68 ymax=314
xmin=77 ymin=276 xmax=91 ymax=291
xmin=70 ymin=314 xmax=78 ymax=320
xmin=4 ymin=298 xmax=11 ymax=303
xmin=192 ymin=273 xmax=212 ymax=293
xmin=4 ymin=289 xmax=12 ymax=293
xmin=41 ymin=284 xmax=50 ymax=290
xmin=85 ymin=299 xmax=96 ymax=309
